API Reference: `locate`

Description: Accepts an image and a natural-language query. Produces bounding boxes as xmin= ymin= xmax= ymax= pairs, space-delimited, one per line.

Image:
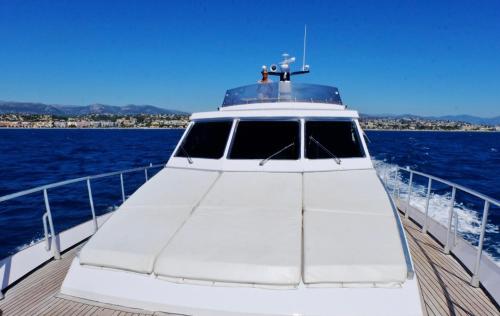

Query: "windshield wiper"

xmin=179 ymin=145 xmax=193 ymax=164
xmin=309 ymin=136 xmax=341 ymax=164
xmin=259 ymin=142 xmax=295 ymax=166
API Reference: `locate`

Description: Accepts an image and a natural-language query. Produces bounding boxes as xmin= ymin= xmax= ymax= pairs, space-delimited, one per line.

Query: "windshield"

xmin=175 ymin=121 xmax=232 ymax=159
xmin=229 ymin=121 xmax=300 ymax=160
xmin=305 ymin=121 xmax=365 ymax=159
xmin=222 ymin=82 xmax=342 ymax=107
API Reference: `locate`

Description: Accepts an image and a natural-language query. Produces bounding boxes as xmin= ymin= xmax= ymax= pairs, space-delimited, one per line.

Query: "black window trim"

xmin=174 ymin=117 xmax=366 ymax=161
xmin=174 ymin=118 xmax=235 ymax=160
xmin=303 ymin=118 xmax=366 ymax=160
xmin=227 ymin=118 xmax=302 ymax=161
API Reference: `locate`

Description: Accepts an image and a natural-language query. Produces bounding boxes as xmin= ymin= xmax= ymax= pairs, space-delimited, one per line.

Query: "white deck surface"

xmin=62 ymin=257 xmax=422 ymax=316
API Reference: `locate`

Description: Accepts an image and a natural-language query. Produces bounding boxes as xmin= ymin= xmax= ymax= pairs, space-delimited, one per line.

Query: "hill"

xmin=0 ymin=101 xmax=188 ymax=116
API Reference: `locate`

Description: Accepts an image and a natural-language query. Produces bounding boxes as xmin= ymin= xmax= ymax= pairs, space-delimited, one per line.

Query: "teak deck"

xmin=0 ymin=212 xmax=498 ymax=316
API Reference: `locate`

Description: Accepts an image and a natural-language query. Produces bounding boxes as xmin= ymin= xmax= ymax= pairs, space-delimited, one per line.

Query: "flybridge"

xmin=222 ymin=53 xmax=343 ymax=107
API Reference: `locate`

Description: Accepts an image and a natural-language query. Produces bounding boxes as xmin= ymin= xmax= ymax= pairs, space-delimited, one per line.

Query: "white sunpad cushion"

xmin=304 ymin=210 xmax=407 ymax=284
xmin=200 ymin=172 xmax=302 ymax=210
xmin=154 ymin=172 xmax=302 ymax=287
xmin=123 ymin=167 xmax=220 ymax=208
xmin=80 ymin=206 xmax=191 ymax=274
xmin=79 ymin=168 xmax=220 ymax=274
xmin=154 ymin=207 xmax=301 ymax=286
xmin=304 ymin=169 xmax=392 ymax=215
xmin=303 ymin=170 xmax=407 ymax=285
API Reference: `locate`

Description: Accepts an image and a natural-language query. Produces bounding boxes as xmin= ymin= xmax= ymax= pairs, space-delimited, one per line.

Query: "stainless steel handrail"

xmin=398 ymin=168 xmax=499 ymax=206
xmin=0 ymin=163 xmax=165 ymax=260
xmin=0 ymin=163 xmax=164 ymax=203
xmin=382 ymin=166 xmax=499 ymax=287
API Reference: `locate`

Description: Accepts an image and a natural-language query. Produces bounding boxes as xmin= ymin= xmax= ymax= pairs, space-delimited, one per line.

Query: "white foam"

xmin=373 ymin=159 xmax=499 ymax=265
xmin=14 ymin=237 xmax=44 ymax=253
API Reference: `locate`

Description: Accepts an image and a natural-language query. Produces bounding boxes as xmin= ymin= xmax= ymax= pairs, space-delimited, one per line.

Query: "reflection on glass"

xmin=222 ymin=83 xmax=342 ymax=106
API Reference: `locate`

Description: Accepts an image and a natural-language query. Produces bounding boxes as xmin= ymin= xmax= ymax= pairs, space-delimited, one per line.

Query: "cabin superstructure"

xmin=57 ymin=55 xmax=421 ymax=315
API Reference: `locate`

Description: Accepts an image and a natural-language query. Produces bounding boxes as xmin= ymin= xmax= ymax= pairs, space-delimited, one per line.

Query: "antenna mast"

xmin=302 ymin=24 xmax=307 ymax=71
xmin=265 ymin=28 xmax=310 ymax=81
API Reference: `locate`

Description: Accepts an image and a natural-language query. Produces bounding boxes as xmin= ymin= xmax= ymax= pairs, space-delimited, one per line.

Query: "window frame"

xmin=174 ymin=119 xmax=234 ymax=160
xmin=303 ymin=118 xmax=366 ymax=160
xmin=227 ymin=118 xmax=302 ymax=161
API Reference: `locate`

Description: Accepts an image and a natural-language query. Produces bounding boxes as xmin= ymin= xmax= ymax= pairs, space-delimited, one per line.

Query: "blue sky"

xmin=0 ymin=0 xmax=499 ymax=116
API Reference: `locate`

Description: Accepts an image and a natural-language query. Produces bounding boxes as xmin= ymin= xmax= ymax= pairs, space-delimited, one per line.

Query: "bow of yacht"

xmin=59 ymin=54 xmax=418 ymax=315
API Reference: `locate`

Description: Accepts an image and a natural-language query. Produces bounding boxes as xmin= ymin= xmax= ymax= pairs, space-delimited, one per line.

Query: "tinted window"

xmin=175 ymin=121 xmax=232 ymax=159
xmin=306 ymin=121 xmax=364 ymax=159
xmin=229 ymin=121 xmax=300 ymax=160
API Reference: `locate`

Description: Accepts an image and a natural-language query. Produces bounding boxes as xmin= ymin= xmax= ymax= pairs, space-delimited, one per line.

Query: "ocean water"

xmin=0 ymin=129 xmax=498 ymax=263
xmin=368 ymin=131 xmax=499 ymax=263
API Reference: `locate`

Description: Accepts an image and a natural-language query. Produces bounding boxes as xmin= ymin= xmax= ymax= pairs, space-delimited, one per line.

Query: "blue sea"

xmin=0 ymin=129 xmax=498 ymax=263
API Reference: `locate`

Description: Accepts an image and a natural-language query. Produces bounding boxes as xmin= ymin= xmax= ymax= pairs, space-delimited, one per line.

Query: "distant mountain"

xmin=425 ymin=115 xmax=500 ymax=126
xmin=0 ymin=101 xmax=188 ymax=115
xmin=1 ymin=101 xmax=497 ymax=125
xmin=361 ymin=113 xmax=500 ymax=126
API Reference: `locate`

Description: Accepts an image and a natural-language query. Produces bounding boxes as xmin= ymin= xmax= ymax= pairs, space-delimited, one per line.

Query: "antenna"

xmin=302 ymin=24 xmax=307 ymax=71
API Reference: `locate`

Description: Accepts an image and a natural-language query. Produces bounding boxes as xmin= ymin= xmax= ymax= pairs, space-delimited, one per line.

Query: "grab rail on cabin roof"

xmin=0 ymin=163 xmax=165 ymax=261
xmin=379 ymin=166 xmax=499 ymax=288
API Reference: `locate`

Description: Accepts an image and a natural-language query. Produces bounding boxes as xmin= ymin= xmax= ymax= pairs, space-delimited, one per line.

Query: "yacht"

xmin=0 ymin=54 xmax=498 ymax=316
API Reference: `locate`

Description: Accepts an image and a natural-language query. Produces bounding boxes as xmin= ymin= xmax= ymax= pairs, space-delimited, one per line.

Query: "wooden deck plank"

xmin=82 ymin=305 xmax=100 ymax=316
xmin=0 ymin=246 xmax=77 ymax=313
xmin=407 ymin=232 xmax=477 ymax=315
xmin=73 ymin=303 xmax=95 ymax=316
xmin=1 ymin=214 xmax=498 ymax=316
xmin=37 ymin=297 xmax=67 ymax=316
xmin=54 ymin=301 xmax=85 ymax=316
xmin=402 ymin=214 xmax=499 ymax=316
xmin=409 ymin=231 xmax=495 ymax=315
xmin=407 ymin=240 xmax=467 ymax=314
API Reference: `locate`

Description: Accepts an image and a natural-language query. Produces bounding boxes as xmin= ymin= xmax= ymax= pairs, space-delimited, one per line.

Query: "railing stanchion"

xmin=87 ymin=179 xmax=98 ymax=233
xmin=144 ymin=168 xmax=149 ymax=182
xmin=422 ymin=178 xmax=432 ymax=234
xmin=120 ymin=173 xmax=125 ymax=203
xmin=444 ymin=187 xmax=456 ymax=254
xmin=471 ymin=201 xmax=490 ymax=287
xmin=405 ymin=170 xmax=413 ymax=220
xmin=43 ymin=189 xmax=60 ymax=260
xmin=42 ymin=213 xmax=49 ymax=250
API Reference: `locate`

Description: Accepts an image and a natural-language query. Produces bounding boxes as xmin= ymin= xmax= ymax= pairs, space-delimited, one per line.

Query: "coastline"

xmin=0 ymin=127 xmax=186 ymax=130
xmin=363 ymin=129 xmax=498 ymax=132
xmin=0 ymin=127 xmax=496 ymax=132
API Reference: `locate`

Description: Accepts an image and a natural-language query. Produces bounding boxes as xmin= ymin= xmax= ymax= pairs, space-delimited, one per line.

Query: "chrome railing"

xmin=380 ymin=166 xmax=499 ymax=287
xmin=0 ymin=163 xmax=165 ymax=261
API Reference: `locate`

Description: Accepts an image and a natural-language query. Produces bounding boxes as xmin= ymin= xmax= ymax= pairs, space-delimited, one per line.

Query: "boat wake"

xmin=373 ymin=159 xmax=500 ymax=266
xmin=14 ymin=237 xmax=44 ymax=253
